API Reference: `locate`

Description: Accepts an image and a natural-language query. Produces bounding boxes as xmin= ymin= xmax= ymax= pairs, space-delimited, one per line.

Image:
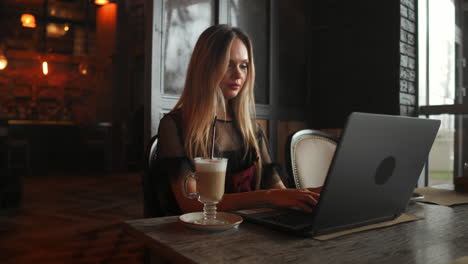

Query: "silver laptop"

xmin=236 ymin=112 xmax=440 ymax=237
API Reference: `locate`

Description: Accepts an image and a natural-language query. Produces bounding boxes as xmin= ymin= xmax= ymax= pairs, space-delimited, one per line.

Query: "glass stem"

xmin=203 ymin=204 xmax=217 ymax=221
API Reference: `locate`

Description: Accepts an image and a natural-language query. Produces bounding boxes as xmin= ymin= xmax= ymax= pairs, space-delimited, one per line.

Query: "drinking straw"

xmin=210 ymin=116 xmax=217 ymax=159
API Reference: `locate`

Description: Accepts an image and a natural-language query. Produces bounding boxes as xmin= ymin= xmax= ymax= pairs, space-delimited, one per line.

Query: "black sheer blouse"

xmin=152 ymin=111 xmax=283 ymax=216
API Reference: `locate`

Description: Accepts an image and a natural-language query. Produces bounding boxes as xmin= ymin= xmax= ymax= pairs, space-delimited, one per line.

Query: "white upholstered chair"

xmin=286 ymin=129 xmax=338 ymax=189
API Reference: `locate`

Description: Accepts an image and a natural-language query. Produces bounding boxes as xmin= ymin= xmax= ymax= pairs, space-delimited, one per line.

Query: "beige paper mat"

xmin=313 ymin=213 xmax=423 ymax=241
xmin=450 ymin=256 xmax=468 ymax=264
xmin=415 ymin=187 xmax=468 ymax=206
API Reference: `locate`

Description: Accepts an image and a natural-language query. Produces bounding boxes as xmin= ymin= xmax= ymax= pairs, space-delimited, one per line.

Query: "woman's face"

xmin=219 ymin=38 xmax=249 ymax=100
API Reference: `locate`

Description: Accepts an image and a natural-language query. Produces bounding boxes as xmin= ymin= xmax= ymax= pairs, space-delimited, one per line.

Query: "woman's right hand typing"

xmin=266 ymin=188 xmax=320 ymax=213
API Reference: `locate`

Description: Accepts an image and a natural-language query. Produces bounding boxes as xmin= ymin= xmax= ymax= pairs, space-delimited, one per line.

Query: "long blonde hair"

xmin=172 ymin=24 xmax=260 ymax=166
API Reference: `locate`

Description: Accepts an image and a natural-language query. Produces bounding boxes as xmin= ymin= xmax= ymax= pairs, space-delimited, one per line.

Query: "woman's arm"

xmin=160 ymin=117 xmax=319 ymax=214
xmin=171 ymin=176 xmax=320 ymax=213
xmin=270 ymin=180 xmax=287 ymax=189
xmin=256 ymin=125 xmax=288 ymax=189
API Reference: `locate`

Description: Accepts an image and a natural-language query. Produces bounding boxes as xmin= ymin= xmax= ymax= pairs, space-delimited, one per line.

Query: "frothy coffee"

xmin=194 ymin=158 xmax=227 ymax=204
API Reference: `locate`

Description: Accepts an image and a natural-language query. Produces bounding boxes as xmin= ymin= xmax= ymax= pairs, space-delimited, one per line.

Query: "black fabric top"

xmin=150 ymin=110 xmax=284 ymax=216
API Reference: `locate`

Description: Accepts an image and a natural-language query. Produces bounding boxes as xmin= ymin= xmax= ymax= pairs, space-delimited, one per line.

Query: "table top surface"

xmin=123 ymin=203 xmax=468 ymax=264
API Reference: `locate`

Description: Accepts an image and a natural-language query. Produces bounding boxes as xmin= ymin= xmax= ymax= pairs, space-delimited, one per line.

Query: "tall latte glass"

xmin=183 ymin=157 xmax=228 ymax=225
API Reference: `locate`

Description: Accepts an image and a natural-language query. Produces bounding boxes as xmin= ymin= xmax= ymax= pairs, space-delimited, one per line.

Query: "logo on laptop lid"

xmin=374 ymin=156 xmax=396 ymax=185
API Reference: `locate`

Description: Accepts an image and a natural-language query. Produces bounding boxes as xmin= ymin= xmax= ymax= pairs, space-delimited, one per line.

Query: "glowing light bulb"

xmin=21 ymin=14 xmax=36 ymax=28
xmin=42 ymin=61 xmax=49 ymax=75
xmin=0 ymin=55 xmax=7 ymax=70
xmin=95 ymin=0 xmax=109 ymax=5
xmin=79 ymin=63 xmax=88 ymax=75
xmin=64 ymin=24 xmax=70 ymax=32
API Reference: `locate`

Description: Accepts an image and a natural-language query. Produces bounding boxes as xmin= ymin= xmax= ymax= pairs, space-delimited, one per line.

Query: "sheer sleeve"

xmin=158 ymin=114 xmax=186 ymax=158
xmin=156 ymin=114 xmax=194 ymax=181
xmin=150 ymin=113 xmax=194 ymax=216
xmin=257 ymin=125 xmax=285 ymax=189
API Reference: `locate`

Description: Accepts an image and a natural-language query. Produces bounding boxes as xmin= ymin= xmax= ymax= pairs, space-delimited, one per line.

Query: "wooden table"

xmin=123 ymin=203 xmax=468 ymax=264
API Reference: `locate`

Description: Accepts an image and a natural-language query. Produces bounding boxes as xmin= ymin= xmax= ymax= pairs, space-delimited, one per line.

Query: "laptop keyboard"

xmin=263 ymin=211 xmax=313 ymax=229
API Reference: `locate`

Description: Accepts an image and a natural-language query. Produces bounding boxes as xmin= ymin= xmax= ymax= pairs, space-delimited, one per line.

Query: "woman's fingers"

xmin=285 ymin=191 xmax=319 ymax=211
xmin=269 ymin=188 xmax=321 ymax=212
xmin=304 ymin=194 xmax=319 ymax=206
xmin=293 ymin=194 xmax=318 ymax=211
xmin=307 ymin=187 xmax=323 ymax=194
xmin=297 ymin=188 xmax=320 ymax=201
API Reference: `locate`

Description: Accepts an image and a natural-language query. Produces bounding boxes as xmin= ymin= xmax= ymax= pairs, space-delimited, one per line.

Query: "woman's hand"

xmin=266 ymin=188 xmax=320 ymax=213
xmin=307 ymin=187 xmax=323 ymax=194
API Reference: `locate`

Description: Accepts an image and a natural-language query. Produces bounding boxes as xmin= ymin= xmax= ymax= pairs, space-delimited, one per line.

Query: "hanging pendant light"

xmin=79 ymin=0 xmax=91 ymax=75
xmin=41 ymin=0 xmax=49 ymax=76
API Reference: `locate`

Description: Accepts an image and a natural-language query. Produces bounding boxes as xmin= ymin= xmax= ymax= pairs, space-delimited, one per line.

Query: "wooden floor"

xmin=0 ymin=172 xmax=145 ymax=264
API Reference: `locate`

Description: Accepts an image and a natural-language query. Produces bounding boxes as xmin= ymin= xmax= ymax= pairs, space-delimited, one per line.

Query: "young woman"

xmin=155 ymin=24 xmax=320 ymax=216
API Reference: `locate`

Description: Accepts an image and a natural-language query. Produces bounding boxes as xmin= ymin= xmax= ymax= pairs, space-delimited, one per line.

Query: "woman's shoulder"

xmin=162 ymin=109 xmax=181 ymax=121
xmin=158 ymin=110 xmax=184 ymax=137
xmin=157 ymin=110 xmax=186 ymax=157
xmin=160 ymin=110 xmax=182 ymax=127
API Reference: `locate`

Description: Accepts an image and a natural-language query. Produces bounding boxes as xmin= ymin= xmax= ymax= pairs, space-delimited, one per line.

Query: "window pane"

xmin=428 ymin=0 xmax=455 ymax=105
xmin=426 ymin=114 xmax=454 ymax=186
xmin=418 ymin=0 xmax=427 ymax=106
xmin=230 ymin=0 xmax=269 ymax=104
xmin=163 ymin=0 xmax=214 ymax=96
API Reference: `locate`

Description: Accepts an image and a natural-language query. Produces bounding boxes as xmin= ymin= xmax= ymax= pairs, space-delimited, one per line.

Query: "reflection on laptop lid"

xmin=236 ymin=112 xmax=441 ymax=237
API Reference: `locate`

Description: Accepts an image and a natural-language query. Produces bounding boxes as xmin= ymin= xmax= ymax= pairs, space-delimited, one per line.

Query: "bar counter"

xmin=4 ymin=120 xmax=112 ymax=174
xmin=8 ymin=120 xmax=75 ymax=126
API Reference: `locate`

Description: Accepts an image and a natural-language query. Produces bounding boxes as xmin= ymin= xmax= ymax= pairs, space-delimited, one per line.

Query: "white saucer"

xmin=178 ymin=212 xmax=243 ymax=231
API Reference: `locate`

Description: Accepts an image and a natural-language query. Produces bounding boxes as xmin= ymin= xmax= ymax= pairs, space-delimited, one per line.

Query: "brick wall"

xmin=400 ymin=0 xmax=417 ymax=116
xmin=0 ymin=53 xmax=97 ymax=125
